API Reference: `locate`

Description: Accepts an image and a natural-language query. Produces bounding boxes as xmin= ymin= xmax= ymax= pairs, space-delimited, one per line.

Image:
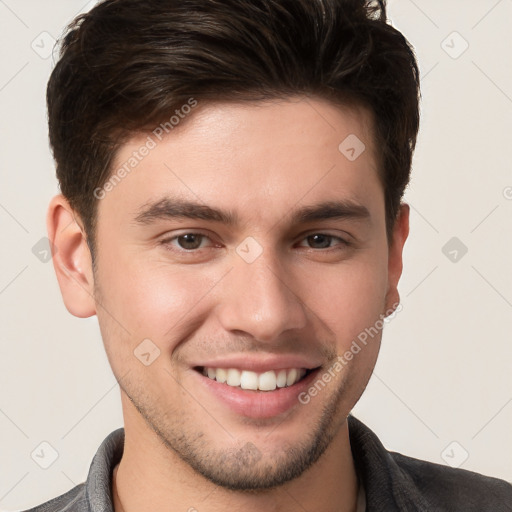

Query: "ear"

xmin=46 ymin=194 xmax=96 ymax=318
xmin=384 ymin=203 xmax=410 ymax=313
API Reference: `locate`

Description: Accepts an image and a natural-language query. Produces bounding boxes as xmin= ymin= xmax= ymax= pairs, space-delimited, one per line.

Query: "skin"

xmin=47 ymin=97 xmax=409 ymax=512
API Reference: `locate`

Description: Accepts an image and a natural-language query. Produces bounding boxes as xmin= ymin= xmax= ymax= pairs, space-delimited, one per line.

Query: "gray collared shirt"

xmin=22 ymin=415 xmax=512 ymax=511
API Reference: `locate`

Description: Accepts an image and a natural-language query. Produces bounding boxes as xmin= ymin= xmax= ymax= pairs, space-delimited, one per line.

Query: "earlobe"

xmin=46 ymin=194 xmax=97 ymax=318
xmin=384 ymin=203 xmax=410 ymax=313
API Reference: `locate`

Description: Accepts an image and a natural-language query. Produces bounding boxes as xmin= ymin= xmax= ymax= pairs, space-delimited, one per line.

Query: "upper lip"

xmin=193 ymin=355 xmax=323 ymax=373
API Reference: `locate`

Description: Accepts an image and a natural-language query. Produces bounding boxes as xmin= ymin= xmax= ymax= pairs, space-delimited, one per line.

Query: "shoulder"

xmin=391 ymin=450 xmax=512 ymax=510
xmin=347 ymin=415 xmax=512 ymax=511
xmin=19 ymin=427 xmax=124 ymax=512
xmin=20 ymin=483 xmax=87 ymax=512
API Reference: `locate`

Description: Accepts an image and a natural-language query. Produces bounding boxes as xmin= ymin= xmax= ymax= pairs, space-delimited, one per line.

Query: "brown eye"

xmin=161 ymin=232 xmax=213 ymax=252
xmin=299 ymin=234 xmax=348 ymax=249
xmin=175 ymin=233 xmax=205 ymax=250
xmin=306 ymin=234 xmax=332 ymax=249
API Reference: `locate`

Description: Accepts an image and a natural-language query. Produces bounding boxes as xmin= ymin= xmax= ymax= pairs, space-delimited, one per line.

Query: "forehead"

xmin=97 ymin=97 xmax=384 ymax=231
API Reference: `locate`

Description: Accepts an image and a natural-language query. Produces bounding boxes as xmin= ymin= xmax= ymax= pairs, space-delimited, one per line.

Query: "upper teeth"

xmin=202 ymin=367 xmax=307 ymax=391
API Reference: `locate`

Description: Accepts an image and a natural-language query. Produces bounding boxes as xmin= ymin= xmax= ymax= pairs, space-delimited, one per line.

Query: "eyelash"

xmin=159 ymin=232 xmax=350 ymax=252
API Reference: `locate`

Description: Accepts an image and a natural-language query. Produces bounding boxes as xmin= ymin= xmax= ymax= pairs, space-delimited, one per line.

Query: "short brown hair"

xmin=47 ymin=0 xmax=420 ymax=263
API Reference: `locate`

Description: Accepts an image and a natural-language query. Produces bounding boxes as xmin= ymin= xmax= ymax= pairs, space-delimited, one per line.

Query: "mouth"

xmin=192 ymin=364 xmax=323 ymax=419
xmin=194 ymin=366 xmax=319 ymax=392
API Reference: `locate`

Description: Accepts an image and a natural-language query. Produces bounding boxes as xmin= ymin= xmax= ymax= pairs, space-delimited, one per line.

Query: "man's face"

xmin=91 ymin=97 xmax=404 ymax=490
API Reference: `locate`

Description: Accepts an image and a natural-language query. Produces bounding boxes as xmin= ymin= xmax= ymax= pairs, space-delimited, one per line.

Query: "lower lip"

xmin=193 ymin=367 xmax=322 ymax=419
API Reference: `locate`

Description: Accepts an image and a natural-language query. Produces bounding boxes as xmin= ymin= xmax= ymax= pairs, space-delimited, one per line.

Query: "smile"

xmin=199 ymin=367 xmax=312 ymax=391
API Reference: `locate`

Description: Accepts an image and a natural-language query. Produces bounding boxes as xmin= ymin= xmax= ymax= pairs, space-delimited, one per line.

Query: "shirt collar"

xmin=347 ymin=414 xmax=433 ymax=511
xmin=83 ymin=416 xmax=432 ymax=511
xmin=85 ymin=427 xmax=124 ymax=512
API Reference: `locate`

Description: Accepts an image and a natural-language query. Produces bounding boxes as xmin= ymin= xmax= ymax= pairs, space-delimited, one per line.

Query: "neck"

xmin=113 ymin=401 xmax=359 ymax=512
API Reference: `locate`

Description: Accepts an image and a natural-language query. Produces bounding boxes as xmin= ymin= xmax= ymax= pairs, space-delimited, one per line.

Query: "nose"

xmin=215 ymin=248 xmax=308 ymax=343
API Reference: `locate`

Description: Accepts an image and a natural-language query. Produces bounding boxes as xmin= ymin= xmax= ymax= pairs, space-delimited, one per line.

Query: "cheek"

xmin=303 ymin=254 xmax=388 ymax=352
xmin=99 ymin=251 xmax=224 ymax=349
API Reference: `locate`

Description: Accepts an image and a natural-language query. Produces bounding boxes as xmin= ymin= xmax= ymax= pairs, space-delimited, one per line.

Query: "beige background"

xmin=1 ymin=0 xmax=511 ymax=510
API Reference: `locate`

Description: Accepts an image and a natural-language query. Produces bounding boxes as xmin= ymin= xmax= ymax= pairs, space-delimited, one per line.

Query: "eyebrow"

xmin=132 ymin=197 xmax=371 ymax=227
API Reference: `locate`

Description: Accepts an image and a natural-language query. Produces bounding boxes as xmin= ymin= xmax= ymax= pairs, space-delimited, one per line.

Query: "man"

xmin=27 ymin=0 xmax=511 ymax=510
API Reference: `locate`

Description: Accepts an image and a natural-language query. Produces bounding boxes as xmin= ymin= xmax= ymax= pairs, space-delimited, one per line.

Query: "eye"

xmin=161 ymin=232 xmax=214 ymax=251
xmin=297 ymin=233 xmax=349 ymax=249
